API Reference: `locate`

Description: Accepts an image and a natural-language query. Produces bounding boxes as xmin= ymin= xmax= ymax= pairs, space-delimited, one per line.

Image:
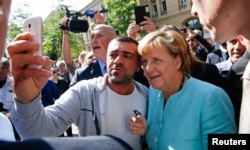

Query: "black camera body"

xmin=60 ymin=5 xmax=89 ymax=33
xmin=68 ymin=19 xmax=89 ymax=33
xmin=67 ymin=13 xmax=89 ymax=33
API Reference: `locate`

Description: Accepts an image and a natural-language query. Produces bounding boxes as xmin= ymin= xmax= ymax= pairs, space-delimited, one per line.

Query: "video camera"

xmin=59 ymin=5 xmax=108 ymax=33
xmin=59 ymin=5 xmax=89 ymax=33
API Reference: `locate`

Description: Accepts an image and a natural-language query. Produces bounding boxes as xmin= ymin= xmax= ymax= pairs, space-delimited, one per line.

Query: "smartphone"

xmin=134 ymin=5 xmax=150 ymax=25
xmin=134 ymin=110 xmax=141 ymax=117
xmin=23 ymin=16 xmax=43 ymax=68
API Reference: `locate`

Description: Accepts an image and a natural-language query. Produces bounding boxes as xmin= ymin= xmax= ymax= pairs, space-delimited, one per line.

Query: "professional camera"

xmin=59 ymin=5 xmax=89 ymax=33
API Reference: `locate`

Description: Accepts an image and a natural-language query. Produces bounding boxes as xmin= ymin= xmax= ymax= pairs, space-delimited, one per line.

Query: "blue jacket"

xmin=70 ymin=60 xmax=102 ymax=86
xmin=145 ymin=76 xmax=236 ymax=150
xmin=41 ymin=80 xmax=60 ymax=107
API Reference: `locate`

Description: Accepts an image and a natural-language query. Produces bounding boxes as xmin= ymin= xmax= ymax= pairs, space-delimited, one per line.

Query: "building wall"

xmin=143 ymin=0 xmax=193 ymax=28
xmin=138 ymin=0 xmax=210 ymax=40
xmin=80 ymin=0 xmax=211 ymax=51
xmin=81 ymin=0 xmax=200 ymax=30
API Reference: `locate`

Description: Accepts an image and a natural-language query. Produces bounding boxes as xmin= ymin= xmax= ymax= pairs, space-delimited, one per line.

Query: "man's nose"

xmin=191 ymin=4 xmax=198 ymax=17
xmin=114 ymin=55 xmax=122 ymax=63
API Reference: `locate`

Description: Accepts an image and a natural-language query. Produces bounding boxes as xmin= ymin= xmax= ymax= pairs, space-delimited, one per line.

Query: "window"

xmin=152 ymin=0 xmax=158 ymax=16
xmin=180 ymin=0 xmax=187 ymax=6
xmin=161 ymin=0 xmax=167 ymax=12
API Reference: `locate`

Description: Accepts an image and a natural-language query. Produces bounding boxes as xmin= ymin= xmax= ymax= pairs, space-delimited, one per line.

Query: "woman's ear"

xmin=175 ymin=55 xmax=182 ymax=70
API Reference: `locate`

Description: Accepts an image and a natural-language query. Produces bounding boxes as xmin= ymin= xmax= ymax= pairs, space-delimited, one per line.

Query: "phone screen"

xmin=134 ymin=5 xmax=150 ymax=25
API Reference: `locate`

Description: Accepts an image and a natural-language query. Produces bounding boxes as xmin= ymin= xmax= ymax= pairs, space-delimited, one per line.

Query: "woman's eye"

xmin=153 ymin=58 xmax=162 ymax=63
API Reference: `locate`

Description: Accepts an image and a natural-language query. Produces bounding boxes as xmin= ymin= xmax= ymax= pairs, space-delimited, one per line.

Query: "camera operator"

xmin=58 ymin=10 xmax=107 ymax=137
xmin=60 ymin=10 xmax=106 ymax=77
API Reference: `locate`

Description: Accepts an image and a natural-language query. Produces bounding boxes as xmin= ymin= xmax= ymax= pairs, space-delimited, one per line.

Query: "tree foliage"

xmin=8 ymin=2 xmax=32 ymax=42
xmin=104 ymin=0 xmax=137 ymax=35
xmin=7 ymin=1 xmax=84 ymax=60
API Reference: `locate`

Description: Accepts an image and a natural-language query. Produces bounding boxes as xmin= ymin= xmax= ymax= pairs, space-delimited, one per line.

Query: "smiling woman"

xmin=130 ymin=30 xmax=237 ymax=150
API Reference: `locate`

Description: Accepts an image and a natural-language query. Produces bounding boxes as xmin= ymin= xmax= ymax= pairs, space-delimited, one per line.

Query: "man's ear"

xmin=237 ymin=35 xmax=244 ymax=43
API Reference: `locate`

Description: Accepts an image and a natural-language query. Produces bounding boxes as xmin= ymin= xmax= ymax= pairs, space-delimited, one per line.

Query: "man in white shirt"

xmin=8 ymin=36 xmax=147 ymax=149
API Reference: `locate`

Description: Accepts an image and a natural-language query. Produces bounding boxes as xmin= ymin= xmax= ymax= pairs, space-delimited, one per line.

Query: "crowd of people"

xmin=1 ymin=0 xmax=250 ymax=149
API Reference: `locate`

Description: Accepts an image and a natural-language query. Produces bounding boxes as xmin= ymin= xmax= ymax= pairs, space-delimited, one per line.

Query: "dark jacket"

xmin=191 ymin=61 xmax=225 ymax=89
xmin=225 ymin=50 xmax=250 ymax=129
xmin=70 ymin=60 xmax=102 ymax=86
xmin=206 ymin=49 xmax=228 ymax=64
xmin=195 ymin=46 xmax=209 ymax=62
xmin=41 ymin=80 xmax=60 ymax=107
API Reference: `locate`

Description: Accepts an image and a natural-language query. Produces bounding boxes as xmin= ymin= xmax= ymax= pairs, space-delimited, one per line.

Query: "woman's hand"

xmin=130 ymin=115 xmax=148 ymax=136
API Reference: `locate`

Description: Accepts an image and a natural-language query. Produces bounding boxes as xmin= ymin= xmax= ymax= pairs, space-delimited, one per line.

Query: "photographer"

xmin=126 ymin=16 xmax=156 ymax=41
xmin=58 ymin=7 xmax=107 ymax=138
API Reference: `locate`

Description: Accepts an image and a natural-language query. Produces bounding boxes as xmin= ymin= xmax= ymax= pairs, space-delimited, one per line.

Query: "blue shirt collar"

xmin=97 ymin=59 xmax=106 ymax=76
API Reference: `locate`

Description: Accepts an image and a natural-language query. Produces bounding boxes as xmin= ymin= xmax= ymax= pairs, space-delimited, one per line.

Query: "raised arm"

xmin=60 ymin=16 xmax=75 ymax=68
xmin=7 ymin=32 xmax=51 ymax=103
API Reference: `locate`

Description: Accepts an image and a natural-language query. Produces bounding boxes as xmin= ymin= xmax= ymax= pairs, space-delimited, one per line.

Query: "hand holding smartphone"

xmin=132 ymin=110 xmax=141 ymax=122
xmin=23 ymin=16 xmax=43 ymax=68
xmin=134 ymin=5 xmax=150 ymax=25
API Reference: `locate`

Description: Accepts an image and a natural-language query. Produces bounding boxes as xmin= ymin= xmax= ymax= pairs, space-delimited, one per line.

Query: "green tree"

xmin=8 ymin=1 xmax=84 ymax=61
xmin=104 ymin=0 xmax=137 ymax=35
xmin=8 ymin=2 xmax=32 ymax=42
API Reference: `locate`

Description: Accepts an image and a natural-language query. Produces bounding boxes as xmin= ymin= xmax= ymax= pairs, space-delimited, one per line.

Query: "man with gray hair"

xmin=70 ymin=24 xmax=117 ymax=86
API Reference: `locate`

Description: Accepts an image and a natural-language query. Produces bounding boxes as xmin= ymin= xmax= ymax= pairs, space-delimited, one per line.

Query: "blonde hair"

xmin=138 ymin=30 xmax=193 ymax=73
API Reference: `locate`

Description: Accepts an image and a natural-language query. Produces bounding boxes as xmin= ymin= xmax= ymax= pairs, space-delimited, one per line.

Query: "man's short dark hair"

xmin=114 ymin=36 xmax=139 ymax=46
xmin=111 ymin=36 xmax=140 ymax=60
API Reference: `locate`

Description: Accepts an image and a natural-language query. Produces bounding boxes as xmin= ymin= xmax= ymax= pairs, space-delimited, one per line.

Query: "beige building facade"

xmin=80 ymin=0 xmax=210 ymax=51
xmin=137 ymin=0 xmax=202 ymax=30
